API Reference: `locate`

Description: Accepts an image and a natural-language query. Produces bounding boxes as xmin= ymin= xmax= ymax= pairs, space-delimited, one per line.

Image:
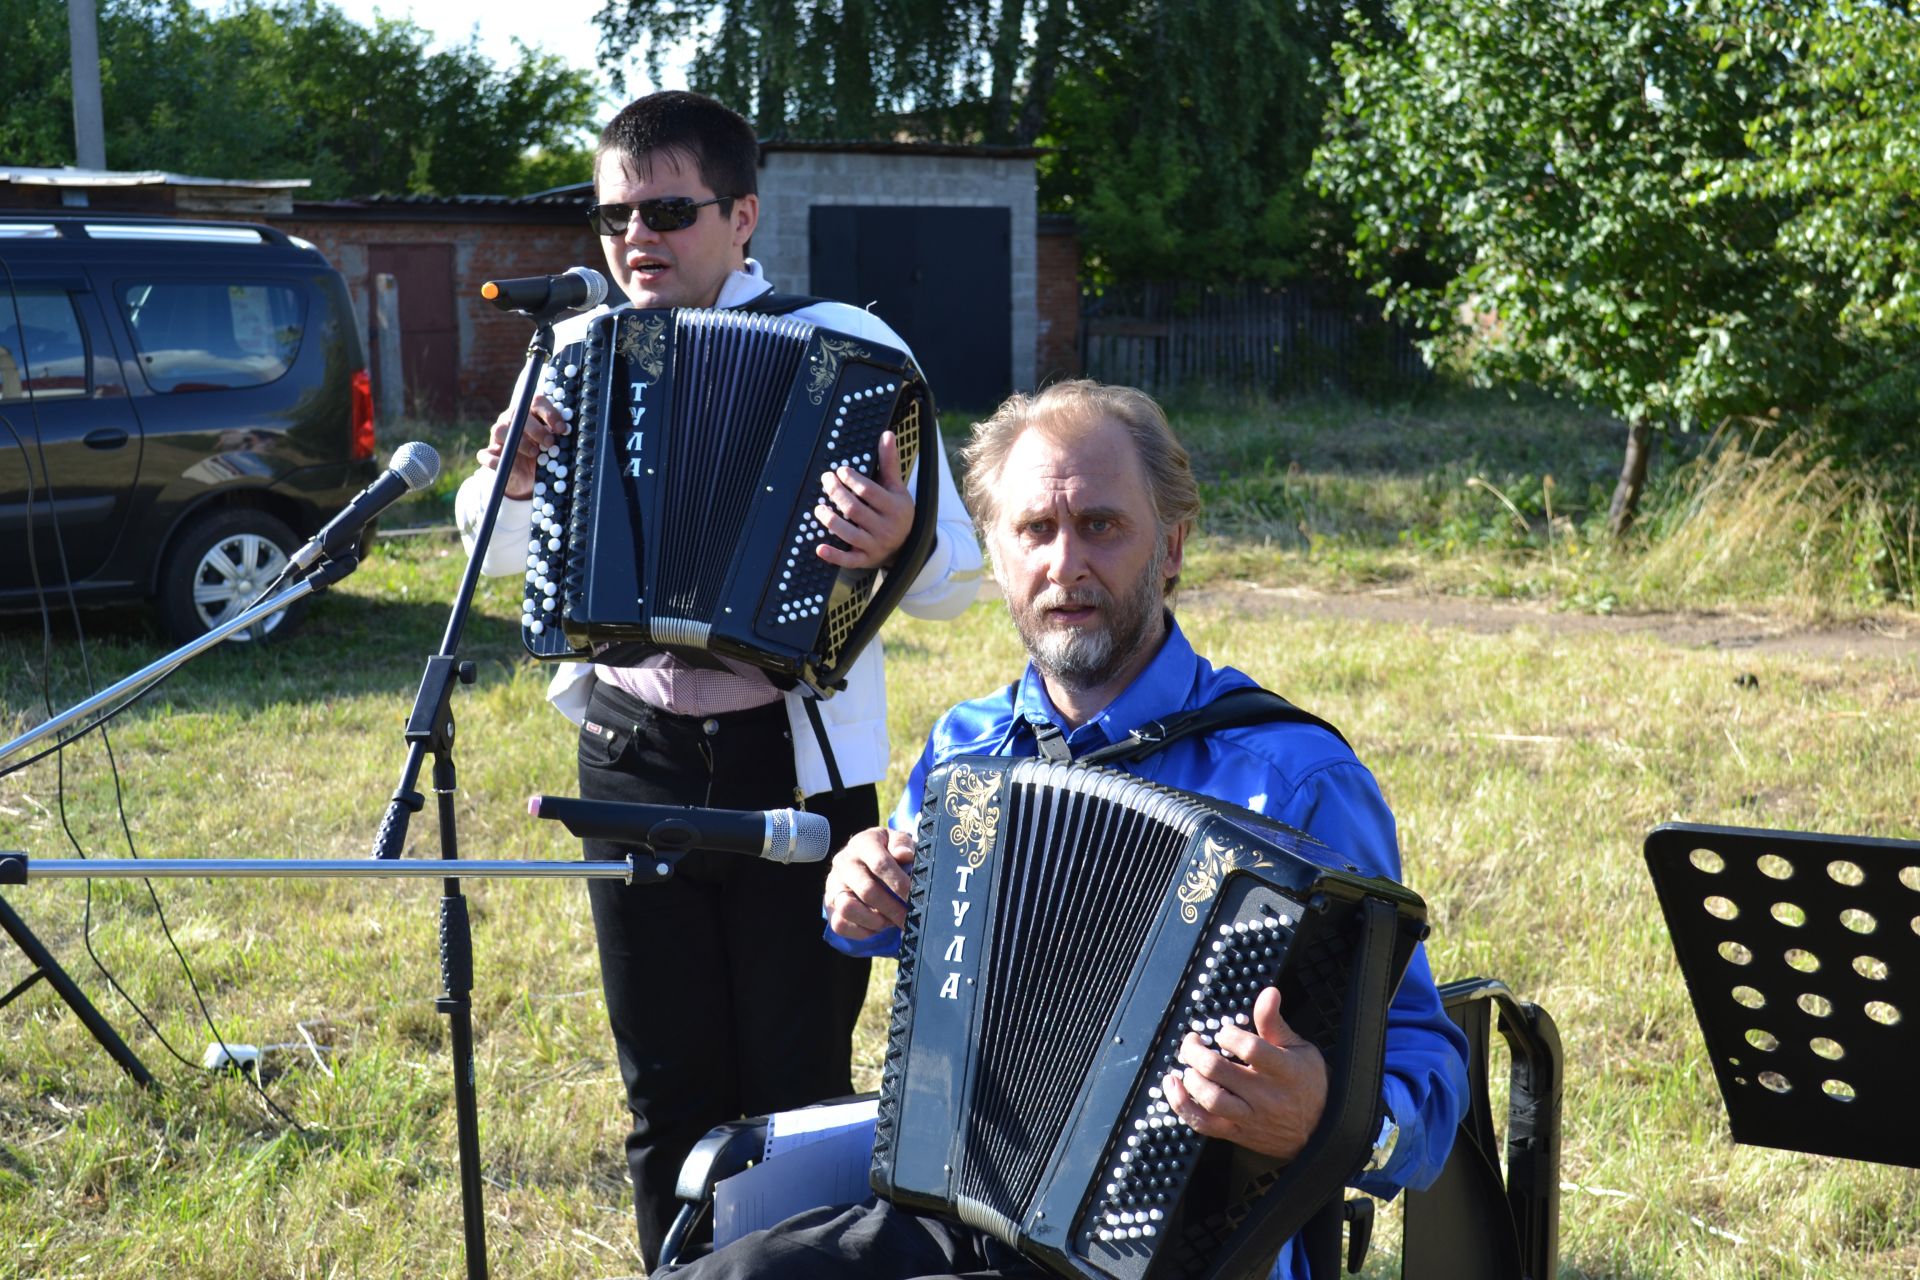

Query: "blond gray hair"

xmin=959 ymin=381 xmax=1200 ymax=595
xmin=961 ymin=378 xmax=1200 ymax=527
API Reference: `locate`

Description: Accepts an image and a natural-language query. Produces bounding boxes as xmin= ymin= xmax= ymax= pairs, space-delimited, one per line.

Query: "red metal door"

xmin=368 ymin=243 xmax=457 ymax=419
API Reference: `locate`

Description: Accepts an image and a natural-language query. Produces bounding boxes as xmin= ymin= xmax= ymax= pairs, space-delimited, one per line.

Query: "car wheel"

xmin=157 ymin=508 xmax=309 ymax=645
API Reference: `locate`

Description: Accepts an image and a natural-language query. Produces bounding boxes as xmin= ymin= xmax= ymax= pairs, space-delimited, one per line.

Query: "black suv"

xmin=0 ymin=214 xmax=379 ymax=642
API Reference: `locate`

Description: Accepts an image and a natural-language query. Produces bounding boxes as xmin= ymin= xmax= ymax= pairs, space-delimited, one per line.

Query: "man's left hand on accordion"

xmin=813 ymin=430 xmax=914 ymax=570
xmin=1163 ymin=985 xmax=1331 ymax=1162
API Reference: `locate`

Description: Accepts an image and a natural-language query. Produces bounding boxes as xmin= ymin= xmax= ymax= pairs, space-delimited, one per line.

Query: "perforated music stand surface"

xmin=1644 ymin=823 xmax=1920 ymax=1169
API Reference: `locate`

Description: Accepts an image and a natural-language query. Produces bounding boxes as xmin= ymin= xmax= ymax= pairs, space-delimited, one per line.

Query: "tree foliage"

xmin=1 ymin=0 xmax=597 ymax=199
xmin=1694 ymin=2 xmax=1920 ymax=458
xmin=1311 ymin=0 xmax=1920 ymax=526
xmin=592 ymin=0 xmax=1375 ymax=285
xmin=1040 ymin=1 xmax=1391 ymax=284
xmin=593 ymin=0 xmax=1039 ymax=140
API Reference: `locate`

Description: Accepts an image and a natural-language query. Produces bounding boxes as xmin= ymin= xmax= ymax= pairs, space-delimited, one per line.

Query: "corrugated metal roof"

xmin=0 ymin=166 xmax=309 ymax=190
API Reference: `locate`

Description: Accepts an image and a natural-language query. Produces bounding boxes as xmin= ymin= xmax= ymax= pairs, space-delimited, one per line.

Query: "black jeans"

xmin=652 ymin=1197 xmax=1043 ymax=1280
xmin=578 ymin=681 xmax=875 ymax=1269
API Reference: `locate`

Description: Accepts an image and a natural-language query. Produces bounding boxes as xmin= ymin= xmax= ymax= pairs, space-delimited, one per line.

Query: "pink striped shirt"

xmin=594 ymin=652 xmax=784 ymax=715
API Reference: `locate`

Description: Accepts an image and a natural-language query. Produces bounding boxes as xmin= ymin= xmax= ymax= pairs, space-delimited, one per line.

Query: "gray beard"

xmin=1010 ymin=553 xmax=1166 ymax=694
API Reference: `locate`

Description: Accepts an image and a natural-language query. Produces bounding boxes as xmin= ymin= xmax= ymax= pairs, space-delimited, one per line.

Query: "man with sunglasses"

xmin=455 ymin=90 xmax=980 ymax=1270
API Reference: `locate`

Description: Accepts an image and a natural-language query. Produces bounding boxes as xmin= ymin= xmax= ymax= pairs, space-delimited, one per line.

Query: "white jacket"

xmin=456 ymin=261 xmax=982 ymax=797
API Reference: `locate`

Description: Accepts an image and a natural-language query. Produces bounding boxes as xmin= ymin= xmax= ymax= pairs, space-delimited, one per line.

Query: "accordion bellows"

xmin=518 ymin=306 xmax=938 ymax=695
xmin=873 ymin=758 xmax=1429 ymax=1280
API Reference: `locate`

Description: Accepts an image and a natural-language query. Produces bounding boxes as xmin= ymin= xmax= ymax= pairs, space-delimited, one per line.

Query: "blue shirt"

xmin=836 ymin=618 xmax=1468 ymax=1279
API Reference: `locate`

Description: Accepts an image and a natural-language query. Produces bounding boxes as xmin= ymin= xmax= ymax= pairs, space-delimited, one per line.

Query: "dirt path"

xmin=1181 ymin=583 xmax=1920 ymax=663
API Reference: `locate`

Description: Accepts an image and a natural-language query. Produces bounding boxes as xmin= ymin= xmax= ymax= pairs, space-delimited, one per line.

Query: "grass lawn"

xmin=2 ymin=392 xmax=1917 ymax=1277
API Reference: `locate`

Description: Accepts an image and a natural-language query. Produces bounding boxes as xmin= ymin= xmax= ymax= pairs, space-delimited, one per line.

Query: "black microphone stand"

xmin=365 ymin=307 xmax=670 ymax=1280
xmin=360 ymin=321 xmax=554 ymax=1280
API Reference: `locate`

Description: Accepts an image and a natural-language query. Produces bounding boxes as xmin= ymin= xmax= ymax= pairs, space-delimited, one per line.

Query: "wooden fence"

xmin=1080 ymin=282 xmax=1429 ymax=394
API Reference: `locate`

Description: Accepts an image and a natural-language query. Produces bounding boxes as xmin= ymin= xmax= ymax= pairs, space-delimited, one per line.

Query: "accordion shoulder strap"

xmin=1076 ymin=685 xmax=1351 ymax=768
xmin=737 ymin=291 xmax=825 ymax=316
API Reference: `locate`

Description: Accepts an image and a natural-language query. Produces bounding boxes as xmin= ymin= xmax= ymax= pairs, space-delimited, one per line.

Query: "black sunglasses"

xmin=588 ymin=196 xmax=739 ymax=236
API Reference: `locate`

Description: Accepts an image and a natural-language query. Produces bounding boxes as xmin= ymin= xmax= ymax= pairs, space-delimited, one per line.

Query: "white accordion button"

xmin=534 ymin=482 xmax=546 ymax=496
xmin=564 ymin=364 xmax=577 ymax=377
xmin=529 ymin=620 xmax=544 ymax=634
xmin=555 ymin=481 xmax=567 ymax=493
xmin=547 ymin=537 xmax=561 ymax=551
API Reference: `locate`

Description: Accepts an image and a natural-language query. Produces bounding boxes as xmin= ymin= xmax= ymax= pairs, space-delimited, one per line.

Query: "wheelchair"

xmin=660 ymin=975 xmax=1563 ymax=1279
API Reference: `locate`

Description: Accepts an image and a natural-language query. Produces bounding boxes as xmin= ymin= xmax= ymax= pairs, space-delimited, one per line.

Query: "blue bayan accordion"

xmin=872 ymin=758 xmax=1429 ymax=1279
xmin=517 ymin=306 xmax=938 ymax=696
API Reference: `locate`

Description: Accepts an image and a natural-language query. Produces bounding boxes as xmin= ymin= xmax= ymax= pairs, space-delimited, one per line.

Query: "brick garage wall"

xmin=1036 ymin=217 xmax=1080 ymax=385
xmin=281 ymin=214 xmax=599 ymax=418
xmin=755 ymin=148 xmax=1039 ymax=390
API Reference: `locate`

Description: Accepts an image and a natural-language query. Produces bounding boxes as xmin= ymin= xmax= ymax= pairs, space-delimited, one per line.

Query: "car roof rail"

xmin=0 ymin=213 xmax=304 ymax=251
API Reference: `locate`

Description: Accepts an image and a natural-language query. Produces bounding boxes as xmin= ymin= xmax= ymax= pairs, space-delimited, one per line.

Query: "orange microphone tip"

xmin=481 ymin=281 xmax=501 ymax=300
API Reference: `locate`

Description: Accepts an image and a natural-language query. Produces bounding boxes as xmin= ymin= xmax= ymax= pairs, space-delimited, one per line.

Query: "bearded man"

xmin=660 ymin=380 xmax=1467 ymax=1280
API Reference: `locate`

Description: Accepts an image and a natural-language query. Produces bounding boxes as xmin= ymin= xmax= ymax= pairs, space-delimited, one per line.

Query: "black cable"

xmin=0 ymin=260 xmax=304 ymax=1128
xmin=0 ymin=554 xmax=298 ymax=783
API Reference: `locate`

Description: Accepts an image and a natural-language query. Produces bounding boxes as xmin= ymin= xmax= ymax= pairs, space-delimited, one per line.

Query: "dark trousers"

xmin=653 ymin=1197 xmax=1043 ymax=1280
xmin=578 ymin=682 xmax=875 ymax=1270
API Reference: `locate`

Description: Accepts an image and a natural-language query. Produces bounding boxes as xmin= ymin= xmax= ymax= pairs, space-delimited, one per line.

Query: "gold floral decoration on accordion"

xmin=942 ymin=765 xmax=1003 ymax=871
xmin=618 ymin=314 xmax=669 ymax=381
xmin=1178 ymin=837 xmax=1275 ymax=924
xmin=807 ymin=337 xmax=871 ymax=405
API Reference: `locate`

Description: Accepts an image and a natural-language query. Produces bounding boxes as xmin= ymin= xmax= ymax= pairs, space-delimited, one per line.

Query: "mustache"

xmin=1032 ymin=587 xmax=1110 ymax=614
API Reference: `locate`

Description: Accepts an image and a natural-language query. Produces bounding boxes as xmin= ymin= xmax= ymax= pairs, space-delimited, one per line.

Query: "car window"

xmin=0 ymin=289 xmax=90 ymax=401
xmin=118 ymin=280 xmax=305 ymax=393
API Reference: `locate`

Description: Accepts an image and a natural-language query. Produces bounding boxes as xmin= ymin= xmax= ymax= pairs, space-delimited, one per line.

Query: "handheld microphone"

xmin=480 ymin=266 xmax=610 ymax=316
xmin=290 ymin=440 xmax=440 ymax=571
xmin=528 ymin=794 xmax=833 ymax=865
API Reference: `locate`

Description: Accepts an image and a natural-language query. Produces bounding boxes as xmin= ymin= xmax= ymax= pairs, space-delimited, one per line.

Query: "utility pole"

xmin=68 ymin=0 xmax=108 ymax=169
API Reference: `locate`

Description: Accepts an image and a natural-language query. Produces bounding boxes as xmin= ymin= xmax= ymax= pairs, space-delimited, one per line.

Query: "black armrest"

xmin=1403 ymin=977 xmax=1563 ymax=1280
xmin=673 ymin=1118 xmax=771 ymax=1203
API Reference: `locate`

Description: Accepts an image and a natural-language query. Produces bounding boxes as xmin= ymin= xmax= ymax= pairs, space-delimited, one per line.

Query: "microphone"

xmin=528 ymin=794 xmax=832 ymax=865
xmin=290 ymin=440 xmax=441 ymax=571
xmin=480 ymin=266 xmax=610 ymax=316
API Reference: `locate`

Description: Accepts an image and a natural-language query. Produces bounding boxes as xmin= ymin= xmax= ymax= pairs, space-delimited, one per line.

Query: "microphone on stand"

xmin=480 ymin=267 xmax=610 ymax=316
xmin=290 ymin=440 xmax=441 ymax=572
xmin=528 ymin=795 xmax=833 ymax=865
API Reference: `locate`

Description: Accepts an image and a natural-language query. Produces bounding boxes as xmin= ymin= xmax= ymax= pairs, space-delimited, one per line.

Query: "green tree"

xmin=1312 ymin=0 xmax=1919 ymax=532
xmin=1041 ymin=1 xmax=1391 ymax=285
xmin=593 ymin=0 xmax=1372 ymax=285
xmin=1 ymin=0 xmax=597 ymax=199
xmin=1695 ymin=2 xmax=1920 ymax=462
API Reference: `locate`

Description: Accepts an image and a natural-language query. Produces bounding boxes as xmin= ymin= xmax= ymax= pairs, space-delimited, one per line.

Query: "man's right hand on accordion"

xmin=654 ymin=383 xmax=1468 ymax=1280
xmin=476 ymin=392 xmax=568 ymax=502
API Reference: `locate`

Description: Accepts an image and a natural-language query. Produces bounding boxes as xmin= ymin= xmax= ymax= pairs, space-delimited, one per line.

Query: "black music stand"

xmin=1644 ymin=822 xmax=1919 ymax=1169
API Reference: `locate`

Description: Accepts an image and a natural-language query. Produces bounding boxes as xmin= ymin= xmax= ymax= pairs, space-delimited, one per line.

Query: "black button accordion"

xmin=518 ymin=306 xmax=940 ymax=695
xmin=872 ymin=758 xmax=1430 ymax=1279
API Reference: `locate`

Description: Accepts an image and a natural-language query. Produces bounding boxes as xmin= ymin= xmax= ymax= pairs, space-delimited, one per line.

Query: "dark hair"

xmin=597 ymin=91 xmax=759 ymax=203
